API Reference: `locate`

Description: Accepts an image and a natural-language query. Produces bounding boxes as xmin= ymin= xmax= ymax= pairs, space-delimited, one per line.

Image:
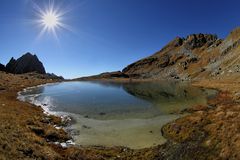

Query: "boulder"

xmin=6 ymin=53 xmax=46 ymax=74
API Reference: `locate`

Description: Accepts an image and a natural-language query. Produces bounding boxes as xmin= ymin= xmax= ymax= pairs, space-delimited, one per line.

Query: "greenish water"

xmin=18 ymin=81 xmax=216 ymax=149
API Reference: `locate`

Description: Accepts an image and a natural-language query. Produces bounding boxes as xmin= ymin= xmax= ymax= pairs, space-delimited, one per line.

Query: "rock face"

xmin=0 ymin=63 xmax=5 ymax=72
xmin=6 ymin=53 xmax=46 ymax=74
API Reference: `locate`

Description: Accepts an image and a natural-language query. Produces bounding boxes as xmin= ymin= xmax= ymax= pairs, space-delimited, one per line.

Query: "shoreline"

xmin=1 ymin=71 xmax=240 ymax=159
xmin=17 ymin=81 xmax=183 ymax=149
xmin=0 ymin=72 xmax=72 ymax=159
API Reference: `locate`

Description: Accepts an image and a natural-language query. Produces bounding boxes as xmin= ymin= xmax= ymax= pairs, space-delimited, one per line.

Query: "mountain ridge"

xmin=77 ymin=27 xmax=240 ymax=81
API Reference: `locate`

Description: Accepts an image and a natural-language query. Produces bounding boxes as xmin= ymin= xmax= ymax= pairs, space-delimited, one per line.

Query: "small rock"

xmin=55 ymin=126 xmax=62 ymax=130
xmin=60 ymin=143 xmax=67 ymax=148
xmin=99 ymin=112 xmax=106 ymax=116
xmin=29 ymin=126 xmax=44 ymax=135
xmin=66 ymin=140 xmax=75 ymax=145
xmin=82 ymin=125 xmax=91 ymax=129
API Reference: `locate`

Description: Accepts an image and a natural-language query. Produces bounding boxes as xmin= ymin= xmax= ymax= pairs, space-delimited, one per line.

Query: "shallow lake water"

xmin=18 ymin=81 xmax=217 ymax=149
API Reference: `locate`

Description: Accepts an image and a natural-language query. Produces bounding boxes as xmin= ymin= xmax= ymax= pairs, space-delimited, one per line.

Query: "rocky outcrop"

xmin=5 ymin=57 xmax=17 ymax=73
xmin=0 ymin=63 xmax=5 ymax=72
xmin=184 ymin=34 xmax=218 ymax=49
xmin=6 ymin=53 xmax=46 ymax=74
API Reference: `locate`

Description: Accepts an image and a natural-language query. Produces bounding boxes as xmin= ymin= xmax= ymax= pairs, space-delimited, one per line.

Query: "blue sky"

xmin=0 ymin=0 xmax=240 ymax=78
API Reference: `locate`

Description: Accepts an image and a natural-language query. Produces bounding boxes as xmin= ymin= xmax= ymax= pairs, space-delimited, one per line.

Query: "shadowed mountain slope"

xmin=6 ymin=53 xmax=46 ymax=74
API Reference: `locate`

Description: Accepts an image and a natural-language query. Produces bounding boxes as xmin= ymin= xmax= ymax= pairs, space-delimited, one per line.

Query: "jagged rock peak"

xmin=22 ymin=52 xmax=37 ymax=58
xmin=185 ymin=33 xmax=218 ymax=41
xmin=166 ymin=36 xmax=185 ymax=47
xmin=159 ymin=33 xmax=220 ymax=53
xmin=6 ymin=52 xmax=46 ymax=74
xmin=6 ymin=57 xmax=17 ymax=73
xmin=0 ymin=63 xmax=5 ymax=71
xmin=184 ymin=33 xmax=219 ymax=49
xmin=157 ymin=36 xmax=184 ymax=53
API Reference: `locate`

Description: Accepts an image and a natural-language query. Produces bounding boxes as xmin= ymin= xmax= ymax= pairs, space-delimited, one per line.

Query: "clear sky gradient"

xmin=0 ymin=0 xmax=240 ymax=78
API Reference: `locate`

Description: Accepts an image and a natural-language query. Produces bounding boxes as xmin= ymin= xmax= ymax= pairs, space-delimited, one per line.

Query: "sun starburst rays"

xmin=32 ymin=0 xmax=71 ymax=41
xmin=41 ymin=11 xmax=59 ymax=29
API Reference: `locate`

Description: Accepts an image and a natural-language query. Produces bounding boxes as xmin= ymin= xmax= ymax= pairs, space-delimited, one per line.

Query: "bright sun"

xmin=33 ymin=0 xmax=70 ymax=39
xmin=42 ymin=12 xmax=59 ymax=29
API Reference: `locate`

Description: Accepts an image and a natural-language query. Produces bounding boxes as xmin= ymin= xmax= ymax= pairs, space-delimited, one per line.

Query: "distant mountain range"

xmin=78 ymin=27 xmax=240 ymax=81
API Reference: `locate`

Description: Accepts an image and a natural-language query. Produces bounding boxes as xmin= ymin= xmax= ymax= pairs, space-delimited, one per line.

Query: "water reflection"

xmin=19 ymin=81 xmax=217 ymax=149
xmin=89 ymin=81 xmax=216 ymax=114
xmin=20 ymin=81 xmax=216 ymax=119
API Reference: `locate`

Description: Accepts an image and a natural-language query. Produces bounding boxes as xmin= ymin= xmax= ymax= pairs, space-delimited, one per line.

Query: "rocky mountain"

xmin=122 ymin=27 xmax=240 ymax=80
xmin=122 ymin=34 xmax=221 ymax=79
xmin=78 ymin=27 xmax=240 ymax=81
xmin=6 ymin=53 xmax=46 ymax=74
